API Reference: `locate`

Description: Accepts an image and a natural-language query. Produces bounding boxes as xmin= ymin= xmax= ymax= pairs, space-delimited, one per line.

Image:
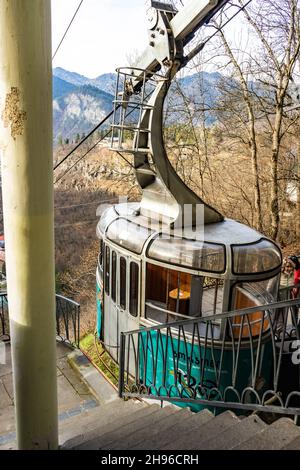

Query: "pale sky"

xmin=51 ymin=0 xmax=250 ymax=78
xmin=51 ymin=0 xmax=149 ymax=78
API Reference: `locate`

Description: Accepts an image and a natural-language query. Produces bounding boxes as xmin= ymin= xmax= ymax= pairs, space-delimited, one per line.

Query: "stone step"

xmin=163 ymin=410 xmax=240 ymax=450
xmin=150 ymin=408 xmax=213 ymax=450
xmin=60 ymin=399 xmax=145 ymax=447
xmin=0 ymin=405 xmax=16 ymax=450
xmin=0 ymin=438 xmax=16 ymax=450
xmin=1 ymin=399 xmax=146 ymax=450
xmin=112 ymin=407 xmax=192 ymax=450
xmin=72 ymin=403 xmax=162 ymax=450
xmin=282 ymin=434 xmax=300 ymax=450
xmin=234 ymin=417 xmax=300 ymax=450
xmin=200 ymin=414 xmax=267 ymax=450
xmin=100 ymin=405 xmax=178 ymax=450
xmin=0 ymin=404 xmax=15 ymax=437
xmin=132 ymin=407 xmax=193 ymax=450
xmin=67 ymin=350 xmax=118 ymax=405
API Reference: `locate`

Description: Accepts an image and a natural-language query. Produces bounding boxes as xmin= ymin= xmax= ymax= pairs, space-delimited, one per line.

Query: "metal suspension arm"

xmin=131 ymin=0 xmax=230 ymax=89
xmin=111 ymin=0 xmax=233 ymax=226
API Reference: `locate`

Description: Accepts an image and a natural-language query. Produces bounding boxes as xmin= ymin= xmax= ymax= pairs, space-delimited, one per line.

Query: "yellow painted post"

xmin=0 ymin=0 xmax=58 ymax=449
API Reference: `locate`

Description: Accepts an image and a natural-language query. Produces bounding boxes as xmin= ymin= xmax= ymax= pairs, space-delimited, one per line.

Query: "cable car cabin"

xmin=93 ymin=1 xmax=284 ymax=412
xmin=96 ymin=202 xmax=282 ymax=411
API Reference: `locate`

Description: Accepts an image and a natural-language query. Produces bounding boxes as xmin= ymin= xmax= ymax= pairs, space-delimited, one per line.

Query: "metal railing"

xmin=56 ymin=294 xmax=80 ymax=348
xmin=0 ymin=292 xmax=80 ymax=348
xmin=119 ymin=291 xmax=300 ymax=418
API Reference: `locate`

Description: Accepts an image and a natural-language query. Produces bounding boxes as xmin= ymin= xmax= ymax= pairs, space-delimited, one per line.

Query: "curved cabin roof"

xmin=97 ymin=203 xmax=282 ymax=277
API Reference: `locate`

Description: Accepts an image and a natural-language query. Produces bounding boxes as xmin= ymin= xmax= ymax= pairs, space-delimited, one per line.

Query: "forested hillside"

xmin=53 ymin=0 xmax=300 ymax=334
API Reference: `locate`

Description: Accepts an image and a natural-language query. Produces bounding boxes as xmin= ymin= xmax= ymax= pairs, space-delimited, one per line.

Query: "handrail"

xmin=55 ymin=293 xmax=80 ymax=309
xmin=126 ymin=296 xmax=300 ymax=336
xmin=55 ymin=294 xmax=81 ymax=348
xmin=145 ymin=302 xmax=193 ymax=321
xmin=0 ymin=292 xmax=81 ymax=348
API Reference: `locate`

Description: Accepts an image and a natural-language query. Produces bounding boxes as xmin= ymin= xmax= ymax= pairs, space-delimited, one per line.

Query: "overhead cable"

xmin=52 ymin=0 xmax=84 ymax=60
xmin=53 ymin=111 xmax=114 ymax=172
xmin=54 ymin=1 xmax=252 ymax=180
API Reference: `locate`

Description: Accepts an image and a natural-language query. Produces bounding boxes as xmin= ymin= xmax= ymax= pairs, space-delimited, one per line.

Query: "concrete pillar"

xmin=0 ymin=0 xmax=58 ymax=449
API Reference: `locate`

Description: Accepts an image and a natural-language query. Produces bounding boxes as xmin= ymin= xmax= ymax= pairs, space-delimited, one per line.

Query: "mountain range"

xmin=52 ymin=67 xmax=224 ymax=144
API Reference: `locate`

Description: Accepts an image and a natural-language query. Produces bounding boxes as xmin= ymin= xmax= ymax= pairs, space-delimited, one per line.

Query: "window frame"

xmin=146 ymin=234 xmax=226 ymax=274
xmin=99 ymin=239 xmax=104 ymax=268
xmin=231 ymin=238 xmax=282 ymax=276
xmin=129 ymin=261 xmax=139 ymax=317
xmin=119 ymin=256 xmax=127 ymax=311
xmin=111 ymin=250 xmax=117 ymax=303
xmin=104 ymin=245 xmax=110 ymax=296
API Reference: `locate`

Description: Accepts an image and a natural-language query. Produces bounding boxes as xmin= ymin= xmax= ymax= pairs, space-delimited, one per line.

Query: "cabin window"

xmin=104 ymin=245 xmax=110 ymax=295
xmin=147 ymin=236 xmax=226 ymax=273
xmin=230 ymin=276 xmax=279 ymax=339
xmin=119 ymin=256 xmax=127 ymax=310
xmin=129 ymin=262 xmax=139 ymax=317
xmin=111 ymin=251 xmax=117 ymax=303
xmin=98 ymin=239 xmax=103 ymax=268
xmin=98 ymin=239 xmax=104 ymax=282
xmin=107 ymin=218 xmax=153 ymax=254
xmin=232 ymin=277 xmax=279 ymax=309
xmin=145 ymin=263 xmax=223 ymax=324
xmin=232 ymin=239 xmax=281 ymax=275
xmin=98 ymin=209 xmax=116 ymax=236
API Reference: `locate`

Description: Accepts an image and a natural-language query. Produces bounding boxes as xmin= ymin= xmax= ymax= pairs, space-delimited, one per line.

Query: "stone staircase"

xmin=2 ymin=346 xmax=300 ymax=451
xmin=61 ymin=399 xmax=300 ymax=450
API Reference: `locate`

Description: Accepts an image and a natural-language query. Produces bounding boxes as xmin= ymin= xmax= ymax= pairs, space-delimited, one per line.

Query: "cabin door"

xmin=117 ymin=254 xmax=140 ymax=331
xmin=103 ymin=247 xmax=119 ymax=362
xmin=117 ymin=253 xmax=141 ymax=372
xmin=103 ymin=247 xmax=141 ymax=365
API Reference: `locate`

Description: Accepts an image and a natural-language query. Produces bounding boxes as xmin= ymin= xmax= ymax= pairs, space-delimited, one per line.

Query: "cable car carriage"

xmin=96 ymin=203 xmax=281 ymax=410
xmin=96 ymin=1 xmax=283 ymax=411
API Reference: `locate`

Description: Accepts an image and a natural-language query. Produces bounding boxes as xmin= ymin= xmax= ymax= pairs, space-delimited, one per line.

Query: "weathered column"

xmin=0 ymin=0 xmax=58 ymax=449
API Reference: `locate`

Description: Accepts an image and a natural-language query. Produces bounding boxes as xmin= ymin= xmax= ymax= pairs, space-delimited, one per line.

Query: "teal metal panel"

xmin=139 ymin=330 xmax=273 ymax=413
xmin=96 ymin=281 xmax=102 ymax=340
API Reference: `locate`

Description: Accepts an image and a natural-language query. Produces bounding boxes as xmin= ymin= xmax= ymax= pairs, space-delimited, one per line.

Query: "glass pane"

xmin=107 ymin=219 xmax=153 ymax=254
xmin=148 ymin=236 xmax=226 ymax=273
xmin=201 ymin=278 xmax=224 ymax=318
xmin=231 ymin=276 xmax=280 ymax=338
xmin=99 ymin=239 xmax=103 ymax=268
xmin=119 ymin=256 xmax=127 ymax=310
xmin=111 ymin=251 xmax=117 ymax=303
xmin=232 ymin=239 xmax=282 ymax=274
xmin=234 ymin=277 xmax=279 ymax=305
xmin=145 ymin=262 xmax=225 ymax=325
xmin=145 ymin=263 xmax=192 ymax=321
xmin=98 ymin=239 xmax=104 ymax=283
xmin=129 ymin=262 xmax=139 ymax=317
xmin=104 ymin=245 xmax=110 ymax=295
xmin=98 ymin=208 xmax=116 ymax=236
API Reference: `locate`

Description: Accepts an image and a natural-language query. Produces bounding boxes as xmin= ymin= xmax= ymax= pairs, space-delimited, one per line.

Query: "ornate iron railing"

xmin=0 ymin=293 xmax=80 ymax=348
xmin=119 ymin=291 xmax=300 ymax=418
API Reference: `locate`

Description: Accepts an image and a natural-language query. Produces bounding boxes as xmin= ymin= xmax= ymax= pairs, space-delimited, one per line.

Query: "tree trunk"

xmin=270 ymin=105 xmax=283 ymax=240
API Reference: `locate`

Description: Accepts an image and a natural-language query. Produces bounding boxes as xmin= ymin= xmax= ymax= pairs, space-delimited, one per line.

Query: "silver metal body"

xmin=97 ymin=203 xmax=282 ymax=362
xmin=97 ymin=0 xmax=282 ymax=365
xmin=110 ymin=0 xmax=227 ymax=226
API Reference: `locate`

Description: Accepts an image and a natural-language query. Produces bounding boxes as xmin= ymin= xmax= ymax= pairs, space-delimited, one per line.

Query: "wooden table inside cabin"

xmin=167 ymin=285 xmax=190 ymax=316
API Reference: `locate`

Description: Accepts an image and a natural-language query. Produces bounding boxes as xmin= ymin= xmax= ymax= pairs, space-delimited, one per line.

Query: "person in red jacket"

xmin=288 ymin=255 xmax=300 ymax=329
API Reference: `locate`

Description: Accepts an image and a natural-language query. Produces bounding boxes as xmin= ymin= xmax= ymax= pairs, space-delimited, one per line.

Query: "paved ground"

xmin=0 ymin=341 xmax=101 ymax=448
